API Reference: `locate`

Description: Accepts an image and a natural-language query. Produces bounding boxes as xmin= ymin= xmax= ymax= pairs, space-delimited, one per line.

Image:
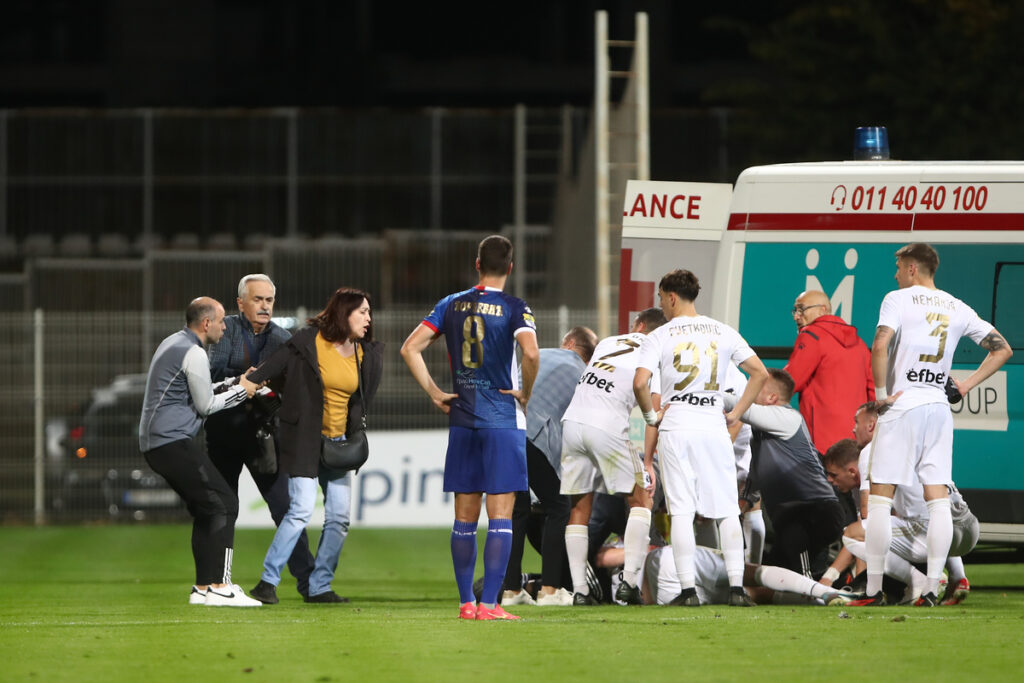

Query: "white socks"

xmin=565 ymin=524 xmax=590 ymax=596
xmin=670 ymin=511 xmax=697 ymax=590
xmin=755 ymin=565 xmax=827 ymax=600
xmin=926 ymin=497 xmax=953 ymax=596
xmin=864 ymin=495 xmax=894 ymax=596
xmin=718 ymin=515 xmax=745 ymax=588
xmin=742 ymin=509 xmax=765 ymax=564
xmin=946 ymin=556 xmax=967 ymax=583
xmin=844 ymin=536 xmax=929 ymax=601
xmin=622 ymin=507 xmax=652 ymax=587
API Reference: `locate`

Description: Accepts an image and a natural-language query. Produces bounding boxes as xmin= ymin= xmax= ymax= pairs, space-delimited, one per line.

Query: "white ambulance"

xmin=620 ymin=161 xmax=1024 ymax=547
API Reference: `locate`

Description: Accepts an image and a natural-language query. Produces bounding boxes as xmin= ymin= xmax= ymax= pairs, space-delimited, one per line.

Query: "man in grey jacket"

xmin=502 ymin=325 xmax=597 ymax=606
xmin=140 ymin=296 xmax=260 ymax=607
xmin=725 ymin=368 xmax=845 ymax=580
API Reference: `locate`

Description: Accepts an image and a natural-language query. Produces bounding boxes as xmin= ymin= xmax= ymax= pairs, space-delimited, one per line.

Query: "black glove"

xmin=945 ymin=375 xmax=962 ymax=404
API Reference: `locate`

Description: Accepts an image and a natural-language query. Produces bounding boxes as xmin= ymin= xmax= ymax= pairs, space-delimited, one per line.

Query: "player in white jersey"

xmin=633 ymin=269 xmax=769 ymax=607
xmin=724 ymin=363 xmax=764 ymax=564
xmin=823 ymin=438 xmax=979 ymax=605
xmin=861 ymin=243 xmax=1011 ymax=606
xmin=640 ymin=544 xmax=850 ymax=607
xmin=560 ymin=307 xmax=666 ymax=605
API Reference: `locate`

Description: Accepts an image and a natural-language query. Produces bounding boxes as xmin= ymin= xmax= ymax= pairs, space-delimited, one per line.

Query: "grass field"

xmin=1 ymin=526 xmax=1023 ymax=682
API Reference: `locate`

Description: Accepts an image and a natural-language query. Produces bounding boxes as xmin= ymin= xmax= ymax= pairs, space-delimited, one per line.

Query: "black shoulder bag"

xmin=320 ymin=344 xmax=370 ymax=473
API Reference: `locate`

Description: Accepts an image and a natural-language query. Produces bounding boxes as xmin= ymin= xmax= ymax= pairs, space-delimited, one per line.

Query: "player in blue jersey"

xmin=401 ymin=235 xmax=540 ymax=621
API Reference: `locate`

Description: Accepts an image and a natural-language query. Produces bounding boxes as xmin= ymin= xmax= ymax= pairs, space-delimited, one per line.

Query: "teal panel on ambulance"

xmin=716 ymin=161 xmax=1024 ymax=541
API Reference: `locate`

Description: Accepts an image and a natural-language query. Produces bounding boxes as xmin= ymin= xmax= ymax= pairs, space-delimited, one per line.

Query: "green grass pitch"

xmin=1 ymin=526 xmax=1022 ymax=682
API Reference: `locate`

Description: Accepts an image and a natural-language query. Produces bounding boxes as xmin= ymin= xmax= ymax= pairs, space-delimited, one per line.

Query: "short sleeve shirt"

xmin=423 ymin=285 xmax=536 ymax=429
xmin=877 ymin=286 xmax=993 ymax=410
xmin=636 ymin=315 xmax=754 ymax=431
xmin=562 ymin=332 xmax=659 ymax=439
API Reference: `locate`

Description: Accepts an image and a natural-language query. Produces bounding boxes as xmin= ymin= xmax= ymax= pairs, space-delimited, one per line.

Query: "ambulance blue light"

xmin=853 ymin=126 xmax=890 ymax=160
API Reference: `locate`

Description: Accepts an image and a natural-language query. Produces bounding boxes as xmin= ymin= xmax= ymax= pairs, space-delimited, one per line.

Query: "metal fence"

xmin=3 ymin=230 xmax=557 ymax=315
xmin=0 ymin=107 xmax=573 ymax=247
xmin=0 ymin=306 xmax=596 ymax=524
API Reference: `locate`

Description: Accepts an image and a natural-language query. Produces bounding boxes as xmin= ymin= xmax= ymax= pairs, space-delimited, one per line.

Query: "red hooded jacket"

xmin=784 ymin=315 xmax=874 ymax=455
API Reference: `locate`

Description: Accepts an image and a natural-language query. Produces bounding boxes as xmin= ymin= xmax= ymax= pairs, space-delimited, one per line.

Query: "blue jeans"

xmin=261 ymin=466 xmax=352 ymax=597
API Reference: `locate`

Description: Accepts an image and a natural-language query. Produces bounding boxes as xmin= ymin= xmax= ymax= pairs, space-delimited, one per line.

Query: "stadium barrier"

xmin=0 ymin=306 xmax=595 ymax=525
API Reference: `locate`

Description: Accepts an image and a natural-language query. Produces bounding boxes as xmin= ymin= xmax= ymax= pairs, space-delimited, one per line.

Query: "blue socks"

xmin=480 ymin=518 xmax=513 ymax=606
xmin=451 ymin=520 xmax=478 ymax=604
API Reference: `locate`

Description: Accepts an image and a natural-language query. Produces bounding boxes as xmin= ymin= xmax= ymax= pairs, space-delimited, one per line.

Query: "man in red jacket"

xmin=784 ymin=290 xmax=874 ymax=455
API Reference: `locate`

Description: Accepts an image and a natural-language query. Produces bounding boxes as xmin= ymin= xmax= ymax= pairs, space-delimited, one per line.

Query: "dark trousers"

xmin=504 ymin=441 xmax=572 ymax=591
xmin=765 ymin=498 xmax=846 ymax=579
xmin=206 ymin=407 xmax=315 ymax=595
xmin=587 ymin=492 xmax=629 ymax=601
xmin=144 ymin=438 xmax=238 ymax=585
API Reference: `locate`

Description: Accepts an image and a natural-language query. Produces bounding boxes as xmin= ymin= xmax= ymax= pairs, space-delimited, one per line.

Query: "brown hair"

xmin=658 ymin=269 xmax=700 ymax=302
xmin=895 ymin=243 xmax=939 ymax=276
xmin=768 ymin=367 xmax=795 ymax=403
xmin=822 ymin=438 xmax=861 ymax=469
xmin=308 ymin=287 xmax=372 ymax=343
xmin=478 ymin=235 xmax=514 ymax=276
xmin=856 ymin=400 xmax=879 ymax=418
xmin=636 ymin=307 xmax=667 ymax=332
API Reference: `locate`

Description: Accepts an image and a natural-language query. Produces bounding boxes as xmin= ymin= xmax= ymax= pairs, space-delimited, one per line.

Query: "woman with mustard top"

xmin=246 ymin=287 xmax=383 ymax=604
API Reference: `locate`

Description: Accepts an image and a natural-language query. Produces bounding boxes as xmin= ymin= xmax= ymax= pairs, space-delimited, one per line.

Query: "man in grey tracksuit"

xmin=140 ymin=296 xmax=259 ymax=606
xmin=726 ymin=367 xmax=844 ymax=580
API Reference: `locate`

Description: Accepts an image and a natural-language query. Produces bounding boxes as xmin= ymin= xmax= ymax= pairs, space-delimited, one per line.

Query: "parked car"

xmin=50 ymin=374 xmax=187 ymax=521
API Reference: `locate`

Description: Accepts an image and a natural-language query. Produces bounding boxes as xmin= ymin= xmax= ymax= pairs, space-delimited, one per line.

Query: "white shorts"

xmin=734 ymin=425 xmax=752 ymax=487
xmin=889 ymin=517 xmax=929 ymax=563
xmin=734 ymin=443 xmax=752 ymax=490
xmin=868 ymin=403 xmax=953 ymax=487
xmin=559 ymin=419 xmax=644 ymax=495
xmin=846 ymin=507 xmax=979 ymax=564
xmin=843 ymin=517 xmax=927 ymax=566
xmin=643 ymin=545 xmax=728 ymax=605
xmin=658 ymin=429 xmax=740 ymax=519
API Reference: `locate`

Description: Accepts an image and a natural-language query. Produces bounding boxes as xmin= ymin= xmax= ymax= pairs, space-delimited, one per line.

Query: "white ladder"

xmin=594 ymin=10 xmax=649 ymax=338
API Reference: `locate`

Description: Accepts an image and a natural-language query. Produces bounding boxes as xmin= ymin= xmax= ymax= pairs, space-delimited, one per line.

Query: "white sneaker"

xmin=502 ymin=589 xmax=536 ymax=606
xmin=205 ymin=584 xmax=262 ymax=607
xmin=536 ymin=587 xmax=573 ymax=606
xmin=189 ymin=586 xmax=207 ymax=605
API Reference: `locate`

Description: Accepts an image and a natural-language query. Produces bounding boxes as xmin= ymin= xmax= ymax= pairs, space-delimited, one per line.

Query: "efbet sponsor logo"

xmin=906 ymin=368 xmax=946 ymax=385
xmin=670 ymin=393 xmax=718 ymax=407
xmin=579 ymin=371 xmax=615 ymax=393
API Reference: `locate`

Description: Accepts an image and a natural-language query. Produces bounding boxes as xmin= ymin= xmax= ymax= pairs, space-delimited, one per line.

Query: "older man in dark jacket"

xmin=207 ymin=273 xmax=314 ymax=597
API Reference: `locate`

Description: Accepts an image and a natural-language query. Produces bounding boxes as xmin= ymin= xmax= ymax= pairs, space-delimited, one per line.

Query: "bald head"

xmin=561 ymin=326 xmax=598 ymax=363
xmin=186 ymin=296 xmax=227 ymax=345
xmin=793 ymin=290 xmax=830 ymax=328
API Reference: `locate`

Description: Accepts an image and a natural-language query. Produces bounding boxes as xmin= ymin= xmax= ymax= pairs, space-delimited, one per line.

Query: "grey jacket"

xmin=139 ymin=328 xmax=247 ymax=452
xmin=724 ymin=394 xmax=837 ymax=516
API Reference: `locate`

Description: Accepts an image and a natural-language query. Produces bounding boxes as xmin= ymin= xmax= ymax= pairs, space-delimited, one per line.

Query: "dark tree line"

xmin=704 ymin=0 xmax=1024 ymax=164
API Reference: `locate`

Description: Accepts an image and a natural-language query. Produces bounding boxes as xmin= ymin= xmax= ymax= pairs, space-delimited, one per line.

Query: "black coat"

xmin=248 ymin=326 xmax=384 ymax=478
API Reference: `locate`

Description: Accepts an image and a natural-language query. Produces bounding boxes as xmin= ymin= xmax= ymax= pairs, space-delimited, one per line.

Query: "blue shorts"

xmin=443 ymin=426 xmax=528 ymax=494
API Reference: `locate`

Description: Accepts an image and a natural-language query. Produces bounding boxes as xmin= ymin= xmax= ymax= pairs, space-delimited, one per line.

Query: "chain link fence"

xmin=0 ymin=305 xmax=596 ymax=524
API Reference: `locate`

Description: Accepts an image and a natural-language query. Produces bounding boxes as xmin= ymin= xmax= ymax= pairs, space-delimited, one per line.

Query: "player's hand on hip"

xmin=875 ymin=390 xmax=903 ymax=415
xmin=430 ymin=390 xmax=458 ymax=414
xmin=499 ymin=388 xmax=528 ymax=413
xmin=725 ymin=408 xmax=742 ymax=427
